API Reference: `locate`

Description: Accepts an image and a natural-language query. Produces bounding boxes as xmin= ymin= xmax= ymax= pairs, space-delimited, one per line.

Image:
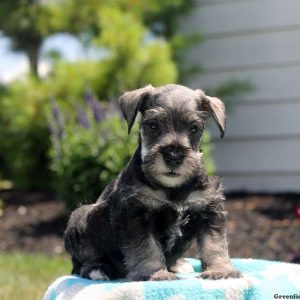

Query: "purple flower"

xmin=84 ymin=89 xmax=105 ymax=123
xmin=50 ymin=98 xmax=64 ymax=137
xmin=47 ymin=120 xmax=55 ymax=136
xmin=47 ymin=120 xmax=62 ymax=159
xmin=76 ymin=104 xmax=90 ymax=128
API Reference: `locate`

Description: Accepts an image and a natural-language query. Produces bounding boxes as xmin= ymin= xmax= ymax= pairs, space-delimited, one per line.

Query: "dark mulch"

xmin=0 ymin=190 xmax=300 ymax=263
xmin=0 ymin=190 xmax=68 ymax=254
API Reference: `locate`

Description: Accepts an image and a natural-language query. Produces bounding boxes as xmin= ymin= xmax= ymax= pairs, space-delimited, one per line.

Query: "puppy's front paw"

xmin=199 ymin=268 xmax=241 ymax=280
xmin=150 ymin=269 xmax=177 ymax=281
xmin=170 ymin=258 xmax=194 ymax=274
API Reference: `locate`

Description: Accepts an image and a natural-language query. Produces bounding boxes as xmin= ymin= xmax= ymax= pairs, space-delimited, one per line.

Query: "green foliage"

xmin=0 ymin=0 xmax=195 ymax=77
xmin=92 ymin=5 xmax=177 ymax=95
xmin=0 ymin=78 xmax=50 ymax=189
xmin=0 ymin=1 xmax=66 ymax=76
xmin=62 ymin=0 xmax=195 ymax=39
xmin=201 ymin=131 xmax=215 ymax=176
xmin=49 ymin=105 xmax=138 ymax=210
xmin=44 ymin=5 xmax=177 ymax=102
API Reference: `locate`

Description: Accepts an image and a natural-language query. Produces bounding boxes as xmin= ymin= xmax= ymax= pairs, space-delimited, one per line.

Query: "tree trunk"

xmin=27 ymin=46 xmax=40 ymax=78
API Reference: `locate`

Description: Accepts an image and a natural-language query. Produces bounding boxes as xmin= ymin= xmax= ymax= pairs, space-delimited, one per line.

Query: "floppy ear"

xmin=119 ymin=85 xmax=154 ymax=134
xmin=196 ymin=89 xmax=226 ymax=138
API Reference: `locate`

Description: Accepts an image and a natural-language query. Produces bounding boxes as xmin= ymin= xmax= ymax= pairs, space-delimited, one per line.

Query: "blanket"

xmin=43 ymin=258 xmax=300 ymax=300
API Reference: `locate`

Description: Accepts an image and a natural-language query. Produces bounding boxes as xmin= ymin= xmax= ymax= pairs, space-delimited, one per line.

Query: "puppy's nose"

xmin=161 ymin=147 xmax=184 ymax=169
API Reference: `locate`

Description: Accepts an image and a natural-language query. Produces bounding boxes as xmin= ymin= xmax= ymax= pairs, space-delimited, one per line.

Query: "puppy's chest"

xmin=153 ymin=205 xmax=195 ymax=253
xmin=152 ymin=192 xmax=209 ymax=251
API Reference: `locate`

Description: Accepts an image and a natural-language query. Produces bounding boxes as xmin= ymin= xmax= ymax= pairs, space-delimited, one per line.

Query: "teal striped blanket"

xmin=44 ymin=258 xmax=300 ymax=300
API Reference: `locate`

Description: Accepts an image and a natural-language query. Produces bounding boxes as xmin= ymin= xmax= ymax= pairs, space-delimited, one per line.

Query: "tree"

xmin=62 ymin=0 xmax=195 ymax=79
xmin=0 ymin=0 xmax=194 ymax=78
xmin=0 ymin=1 xmax=65 ymax=77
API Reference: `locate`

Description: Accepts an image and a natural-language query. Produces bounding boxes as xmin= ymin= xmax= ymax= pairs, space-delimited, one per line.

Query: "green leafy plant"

xmin=201 ymin=131 xmax=215 ymax=176
xmin=0 ymin=78 xmax=51 ymax=189
xmin=49 ymin=93 xmax=138 ymax=209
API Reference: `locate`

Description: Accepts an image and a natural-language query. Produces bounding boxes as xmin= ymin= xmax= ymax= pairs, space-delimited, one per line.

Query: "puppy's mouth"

xmin=164 ymin=171 xmax=180 ymax=177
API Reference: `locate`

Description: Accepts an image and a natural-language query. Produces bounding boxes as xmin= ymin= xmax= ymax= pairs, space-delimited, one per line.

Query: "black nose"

xmin=161 ymin=146 xmax=184 ymax=169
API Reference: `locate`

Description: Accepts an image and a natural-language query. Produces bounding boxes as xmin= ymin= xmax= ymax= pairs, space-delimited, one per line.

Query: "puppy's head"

xmin=119 ymin=84 xmax=226 ymax=188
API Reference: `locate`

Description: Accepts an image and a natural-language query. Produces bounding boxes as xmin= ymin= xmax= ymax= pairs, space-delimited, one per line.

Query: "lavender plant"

xmin=49 ymin=92 xmax=137 ymax=210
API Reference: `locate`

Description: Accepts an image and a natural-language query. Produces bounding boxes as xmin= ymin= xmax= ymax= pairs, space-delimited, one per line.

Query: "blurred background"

xmin=0 ymin=0 xmax=299 ymax=299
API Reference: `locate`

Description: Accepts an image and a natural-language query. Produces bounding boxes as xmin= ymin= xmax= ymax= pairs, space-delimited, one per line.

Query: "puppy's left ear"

xmin=195 ymin=89 xmax=226 ymax=138
xmin=119 ymin=84 xmax=154 ymax=134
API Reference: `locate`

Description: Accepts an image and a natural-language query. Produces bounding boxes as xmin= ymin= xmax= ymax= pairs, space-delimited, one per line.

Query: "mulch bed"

xmin=0 ymin=190 xmax=300 ymax=263
xmin=0 ymin=191 xmax=67 ymax=254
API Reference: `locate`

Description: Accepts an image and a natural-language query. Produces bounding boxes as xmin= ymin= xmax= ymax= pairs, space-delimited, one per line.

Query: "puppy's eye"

xmin=190 ymin=125 xmax=198 ymax=134
xmin=149 ymin=121 xmax=158 ymax=130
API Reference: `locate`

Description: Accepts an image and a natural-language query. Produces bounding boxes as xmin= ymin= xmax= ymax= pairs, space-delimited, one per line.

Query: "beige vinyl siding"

xmin=189 ymin=66 xmax=300 ymax=103
xmin=213 ymin=139 xmax=300 ymax=174
xmin=183 ymin=0 xmax=300 ymax=37
xmin=181 ymin=0 xmax=300 ymax=192
xmin=185 ymin=30 xmax=300 ymax=73
xmin=210 ymin=102 xmax=300 ymax=139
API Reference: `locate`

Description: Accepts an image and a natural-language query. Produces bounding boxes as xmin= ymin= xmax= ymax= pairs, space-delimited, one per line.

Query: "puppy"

xmin=64 ymin=84 xmax=241 ymax=281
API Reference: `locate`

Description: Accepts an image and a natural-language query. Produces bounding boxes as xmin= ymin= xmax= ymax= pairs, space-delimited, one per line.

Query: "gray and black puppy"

xmin=64 ymin=84 xmax=241 ymax=281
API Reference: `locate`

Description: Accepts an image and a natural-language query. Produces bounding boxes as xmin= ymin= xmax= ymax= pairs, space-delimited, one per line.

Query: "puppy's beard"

xmin=151 ymin=158 xmax=188 ymax=188
xmin=158 ymin=174 xmax=188 ymax=188
xmin=176 ymin=151 xmax=203 ymax=178
xmin=142 ymin=148 xmax=202 ymax=188
xmin=159 ymin=152 xmax=203 ymax=188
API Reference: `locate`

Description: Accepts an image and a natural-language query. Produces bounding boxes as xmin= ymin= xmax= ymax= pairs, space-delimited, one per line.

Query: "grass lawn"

xmin=0 ymin=252 xmax=71 ymax=300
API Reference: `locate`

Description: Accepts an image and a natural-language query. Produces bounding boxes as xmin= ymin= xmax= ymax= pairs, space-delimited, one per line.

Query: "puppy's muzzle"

xmin=161 ymin=146 xmax=185 ymax=169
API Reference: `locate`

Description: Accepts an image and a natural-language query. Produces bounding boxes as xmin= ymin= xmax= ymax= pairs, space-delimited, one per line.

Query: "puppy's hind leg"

xmin=64 ymin=204 xmax=110 ymax=281
xmin=80 ymin=263 xmax=110 ymax=281
xmin=70 ymin=257 xmax=110 ymax=280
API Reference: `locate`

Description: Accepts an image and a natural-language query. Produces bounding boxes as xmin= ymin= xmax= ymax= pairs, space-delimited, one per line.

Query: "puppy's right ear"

xmin=119 ymin=84 xmax=154 ymax=134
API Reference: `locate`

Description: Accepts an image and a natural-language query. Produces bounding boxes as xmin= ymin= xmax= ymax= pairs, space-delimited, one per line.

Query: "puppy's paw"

xmin=81 ymin=267 xmax=110 ymax=281
xmin=127 ymin=272 xmax=152 ymax=281
xmin=150 ymin=269 xmax=177 ymax=281
xmin=199 ymin=268 xmax=241 ymax=280
xmin=170 ymin=258 xmax=194 ymax=274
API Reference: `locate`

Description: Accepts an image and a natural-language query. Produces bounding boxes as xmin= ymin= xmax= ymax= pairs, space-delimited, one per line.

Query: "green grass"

xmin=0 ymin=252 xmax=71 ymax=300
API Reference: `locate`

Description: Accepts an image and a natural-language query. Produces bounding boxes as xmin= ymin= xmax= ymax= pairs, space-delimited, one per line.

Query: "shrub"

xmin=0 ymin=78 xmax=51 ymax=189
xmin=49 ymin=93 xmax=137 ymax=209
xmin=49 ymin=92 xmax=214 ymax=210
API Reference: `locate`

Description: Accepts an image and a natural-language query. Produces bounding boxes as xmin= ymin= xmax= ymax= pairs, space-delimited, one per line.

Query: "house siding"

xmin=181 ymin=0 xmax=300 ymax=192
